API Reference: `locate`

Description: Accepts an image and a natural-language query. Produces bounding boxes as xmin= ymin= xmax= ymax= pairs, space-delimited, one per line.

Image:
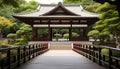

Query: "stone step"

xmin=49 ymin=42 xmax=72 ymax=50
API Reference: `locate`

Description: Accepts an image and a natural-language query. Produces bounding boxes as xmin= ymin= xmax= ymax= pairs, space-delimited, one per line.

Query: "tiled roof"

xmin=13 ymin=2 xmax=99 ymax=18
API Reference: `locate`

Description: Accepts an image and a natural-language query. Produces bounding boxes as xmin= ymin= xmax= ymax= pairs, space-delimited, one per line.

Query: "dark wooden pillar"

xmin=32 ymin=26 xmax=38 ymax=41
xmin=50 ymin=28 xmax=52 ymax=41
xmin=69 ymin=21 xmax=72 ymax=41
xmin=83 ymin=27 xmax=86 ymax=36
xmin=48 ymin=23 xmax=52 ymax=41
xmin=83 ymin=27 xmax=89 ymax=41
xmin=48 ymin=20 xmax=52 ymax=41
xmin=32 ymin=25 xmax=35 ymax=41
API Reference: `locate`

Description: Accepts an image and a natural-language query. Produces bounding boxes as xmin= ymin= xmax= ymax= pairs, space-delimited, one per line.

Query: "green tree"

xmin=94 ymin=0 xmax=120 ymax=16
xmin=63 ymin=0 xmax=93 ymax=5
xmin=89 ymin=2 xmax=120 ymax=48
xmin=63 ymin=0 xmax=82 ymax=4
xmin=72 ymin=32 xmax=79 ymax=37
xmin=85 ymin=3 xmax=101 ymax=12
xmin=7 ymin=33 xmax=17 ymax=44
xmin=14 ymin=0 xmax=39 ymax=13
xmin=16 ymin=23 xmax=32 ymax=41
xmin=63 ymin=33 xmax=69 ymax=41
xmin=88 ymin=30 xmax=99 ymax=41
xmin=63 ymin=0 xmax=101 ymax=12
xmin=37 ymin=29 xmax=48 ymax=37
xmin=0 ymin=0 xmax=25 ymax=7
xmin=54 ymin=33 xmax=62 ymax=41
xmin=0 ymin=16 xmax=13 ymax=38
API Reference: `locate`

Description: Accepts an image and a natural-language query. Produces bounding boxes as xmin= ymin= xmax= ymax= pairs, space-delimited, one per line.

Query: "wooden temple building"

xmin=13 ymin=2 xmax=99 ymax=41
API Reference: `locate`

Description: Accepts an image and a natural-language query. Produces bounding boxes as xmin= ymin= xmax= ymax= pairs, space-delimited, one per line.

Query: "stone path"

xmin=16 ymin=50 xmax=105 ymax=69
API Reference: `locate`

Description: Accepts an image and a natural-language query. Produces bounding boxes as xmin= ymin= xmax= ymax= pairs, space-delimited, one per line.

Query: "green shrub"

xmin=93 ymin=41 xmax=100 ymax=45
xmin=54 ymin=34 xmax=62 ymax=37
xmin=11 ymin=50 xmax=17 ymax=55
xmin=14 ymin=38 xmax=28 ymax=45
xmin=112 ymin=50 xmax=120 ymax=57
xmin=72 ymin=32 xmax=79 ymax=37
xmin=0 ymin=53 xmax=7 ymax=60
xmin=63 ymin=33 xmax=69 ymax=39
xmin=101 ymin=48 xmax=109 ymax=54
xmin=101 ymin=48 xmax=120 ymax=57
xmin=7 ymin=33 xmax=17 ymax=38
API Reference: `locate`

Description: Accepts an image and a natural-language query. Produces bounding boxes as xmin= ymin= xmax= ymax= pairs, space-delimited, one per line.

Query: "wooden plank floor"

xmin=16 ymin=50 xmax=105 ymax=69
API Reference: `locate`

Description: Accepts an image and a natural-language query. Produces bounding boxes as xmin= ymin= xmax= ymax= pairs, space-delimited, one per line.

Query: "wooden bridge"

xmin=0 ymin=42 xmax=120 ymax=69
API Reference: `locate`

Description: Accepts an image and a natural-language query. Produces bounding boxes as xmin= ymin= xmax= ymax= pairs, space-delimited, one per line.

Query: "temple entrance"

xmin=13 ymin=3 xmax=98 ymax=41
xmin=52 ymin=28 xmax=69 ymax=41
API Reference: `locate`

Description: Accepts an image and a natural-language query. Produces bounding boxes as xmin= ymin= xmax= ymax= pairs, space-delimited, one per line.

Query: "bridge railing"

xmin=73 ymin=43 xmax=120 ymax=69
xmin=0 ymin=43 xmax=48 ymax=69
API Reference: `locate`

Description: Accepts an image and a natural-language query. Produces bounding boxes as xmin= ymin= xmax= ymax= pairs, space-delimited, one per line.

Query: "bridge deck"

xmin=16 ymin=50 xmax=105 ymax=69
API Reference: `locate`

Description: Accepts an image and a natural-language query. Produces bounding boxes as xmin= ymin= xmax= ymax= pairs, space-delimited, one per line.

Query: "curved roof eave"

xmin=42 ymin=2 xmax=80 ymax=16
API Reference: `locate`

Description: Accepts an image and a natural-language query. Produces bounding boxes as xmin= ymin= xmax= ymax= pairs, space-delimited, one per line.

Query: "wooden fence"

xmin=73 ymin=43 xmax=120 ymax=69
xmin=0 ymin=43 xmax=48 ymax=69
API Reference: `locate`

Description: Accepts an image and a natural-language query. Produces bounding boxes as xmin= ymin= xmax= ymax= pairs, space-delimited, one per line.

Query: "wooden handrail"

xmin=73 ymin=43 xmax=120 ymax=69
xmin=0 ymin=43 xmax=49 ymax=69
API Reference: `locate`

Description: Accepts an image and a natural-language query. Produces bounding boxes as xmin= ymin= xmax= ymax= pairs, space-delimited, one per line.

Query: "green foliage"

xmin=85 ymin=3 xmax=101 ymax=12
xmin=101 ymin=48 xmax=120 ymax=57
xmin=63 ymin=0 xmax=93 ymax=5
xmin=14 ymin=23 xmax=32 ymax=45
xmin=0 ymin=6 xmax=21 ymax=37
xmin=6 ymin=23 xmax=32 ymax=45
xmin=101 ymin=48 xmax=109 ymax=54
xmin=88 ymin=2 xmax=120 ymax=46
xmin=72 ymin=32 xmax=79 ymax=37
xmin=7 ymin=33 xmax=17 ymax=44
xmin=0 ymin=40 xmax=10 ymax=48
xmin=96 ymin=2 xmax=116 ymax=13
xmin=54 ymin=34 xmax=62 ymax=37
xmin=63 ymin=33 xmax=69 ymax=39
xmin=63 ymin=0 xmax=82 ymax=4
xmin=7 ymin=33 xmax=17 ymax=38
xmin=112 ymin=50 xmax=120 ymax=57
xmin=0 ymin=0 xmax=39 ymax=45
xmin=63 ymin=0 xmax=99 ymax=12
xmin=0 ymin=16 xmax=13 ymax=28
xmin=0 ymin=6 xmax=15 ymax=20
xmin=37 ymin=29 xmax=48 ymax=37
xmin=0 ymin=16 xmax=13 ymax=38
xmin=88 ymin=30 xmax=99 ymax=37
xmin=60 ymin=29 xmax=69 ymax=34
xmin=0 ymin=40 xmax=2 ymax=45
xmin=14 ymin=38 xmax=28 ymax=45
xmin=0 ymin=0 xmax=20 ymax=7
xmin=14 ymin=0 xmax=39 ymax=13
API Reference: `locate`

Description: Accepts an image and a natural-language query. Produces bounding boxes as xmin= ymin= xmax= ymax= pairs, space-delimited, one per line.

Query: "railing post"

xmin=108 ymin=48 xmax=112 ymax=69
xmin=23 ymin=46 xmax=26 ymax=63
xmin=36 ymin=44 xmax=38 ymax=56
xmin=85 ymin=45 xmax=88 ymax=58
xmin=88 ymin=45 xmax=91 ymax=60
xmin=38 ymin=44 xmax=41 ymax=55
xmin=17 ymin=47 xmax=20 ymax=67
xmin=93 ymin=45 xmax=95 ymax=62
xmin=33 ymin=45 xmax=35 ymax=58
xmin=7 ymin=48 xmax=11 ymax=69
xmin=103 ymin=55 xmax=105 ymax=61
xmin=82 ymin=44 xmax=85 ymax=56
xmin=98 ymin=46 xmax=102 ymax=65
xmin=28 ymin=45 xmax=31 ymax=60
xmin=115 ymin=59 xmax=118 ymax=68
xmin=1 ymin=59 xmax=4 ymax=69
